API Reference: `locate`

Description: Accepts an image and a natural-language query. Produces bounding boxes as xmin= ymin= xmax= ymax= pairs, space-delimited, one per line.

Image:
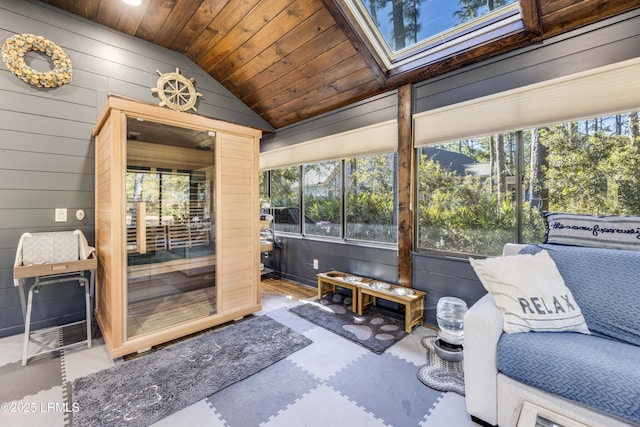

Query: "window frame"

xmin=339 ymin=0 xmax=523 ymax=71
xmin=265 ymin=153 xmax=399 ymax=247
xmin=414 ymin=112 xmax=640 ymax=258
xmin=302 ymin=160 xmax=344 ymax=239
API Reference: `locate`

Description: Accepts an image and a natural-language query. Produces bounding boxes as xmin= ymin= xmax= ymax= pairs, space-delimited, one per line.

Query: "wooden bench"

xmin=316 ymin=271 xmax=426 ymax=333
xmin=357 ymin=283 xmax=426 ymax=333
xmin=317 ymin=271 xmax=363 ymax=312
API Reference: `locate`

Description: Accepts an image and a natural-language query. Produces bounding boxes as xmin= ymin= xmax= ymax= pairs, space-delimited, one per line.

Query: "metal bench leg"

xmin=82 ymin=276 xmax=92 ymax=348
xmin=21 ymin=275 xmax=93 ymax=366
xmin=22 ymin=284 xmax=38 ymax=366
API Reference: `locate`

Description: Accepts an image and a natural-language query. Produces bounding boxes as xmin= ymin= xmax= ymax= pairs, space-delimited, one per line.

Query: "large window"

xmin=417 ymin=111 xmax=640 ymax=256
xmin=345 ymin=153 xmax=397 ymax=243
xmin=417 ymin=135 xmax=517 ymax=256
xmin=303 ymin=161 xmax=342 ymax=237
xmin=265 ymin=153 xmax=397 ymax=244
xmin=522 ymin=113 xmax=640 ymax=241
xmin=270 ymin=166 xmax=300 ymax=233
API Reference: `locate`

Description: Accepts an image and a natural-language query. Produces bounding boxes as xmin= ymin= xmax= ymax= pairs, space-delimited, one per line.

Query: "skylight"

xmin=343 ymin=0 xmax=522 ymax=70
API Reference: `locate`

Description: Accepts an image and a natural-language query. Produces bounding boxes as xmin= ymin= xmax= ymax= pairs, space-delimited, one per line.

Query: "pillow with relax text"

xmin=469 ymin=250 xmax=590 ymax=334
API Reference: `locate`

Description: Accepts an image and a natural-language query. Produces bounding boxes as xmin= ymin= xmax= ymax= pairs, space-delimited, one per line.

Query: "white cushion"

xmin=469 ymin=250 xmax=590 ymax=334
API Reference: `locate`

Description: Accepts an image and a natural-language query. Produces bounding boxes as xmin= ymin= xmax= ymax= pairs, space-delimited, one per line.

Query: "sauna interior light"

xmin=123 ymin=0 xmax=142 ymax=6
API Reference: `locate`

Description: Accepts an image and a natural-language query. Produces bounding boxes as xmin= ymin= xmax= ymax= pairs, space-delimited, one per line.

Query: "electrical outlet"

xmin=55 ymin=208 xmax=67 ymax=222
xmin=313 ymin=259 xmax=319 ymax=270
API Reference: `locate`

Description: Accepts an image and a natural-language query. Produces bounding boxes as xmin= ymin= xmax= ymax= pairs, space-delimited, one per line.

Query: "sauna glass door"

xmin=125 ymin=117 xmax=216 ymax=339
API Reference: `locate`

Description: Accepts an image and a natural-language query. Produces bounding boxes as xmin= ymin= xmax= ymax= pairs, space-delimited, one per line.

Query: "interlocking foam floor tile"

xmin=207 ymin=358 xmax=320 ymax=426
xmin=286 ymin=325 xmax=368 ymax=381
xmin=327 ymin=351 xmax=444 ymax=427
xmin=262 ymin=384 xmax=388 ymax=427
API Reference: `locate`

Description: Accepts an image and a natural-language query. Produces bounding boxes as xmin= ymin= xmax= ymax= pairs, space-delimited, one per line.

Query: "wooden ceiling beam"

xmin=264 ymin=73 xmax=381 ymax=128
xmin=150 ymin=0 xmax=203 ymax=47
xmin=185 ymin=0 xmax=261 ymax=63
xmin=115 ymin=0 xmax=150 ymax=35
xmin=520 ymin=0 xmax=543 ymax=37
xmin=541 ymin=0 xmax=640 ymax=38
xmin=169 ymin=0 xmax=230 ymax=53
xmin=73 ymin=0 xmax=100 ymax=20
xmin=94 ymin=0 xmax=124 ymax=28
xmin=384 ymin=32 xmax=533 ymax=91
xmin=397 ymin=83 xmax=413 ymax=288
xmin=200 ymin=0 xmax=295 ymax=73
xmin=234 ymin=25 xmax=344 ymax=103
xmin=256 ymin=55 xmax=369 ymax=114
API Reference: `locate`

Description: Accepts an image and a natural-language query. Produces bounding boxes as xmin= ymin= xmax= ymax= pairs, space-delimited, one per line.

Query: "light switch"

xmin=55 ymin=208 xmax=67 ymax=222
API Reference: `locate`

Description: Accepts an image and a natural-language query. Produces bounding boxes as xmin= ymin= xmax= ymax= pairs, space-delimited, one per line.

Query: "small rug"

xmin=288 ymin=292 xmax=407 ymax=354
xmin=71 ymin=315 xmax=311 ymax=427
xmin=417 ymin=336 xmax=465 ymax=395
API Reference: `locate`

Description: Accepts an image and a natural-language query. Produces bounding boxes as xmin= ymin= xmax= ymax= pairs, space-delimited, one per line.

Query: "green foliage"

xmin=417 ymin=157 xmax=515 ymax=255
xmin=126 ymin=170 xmax=194 ymax=225
xmin=543 ymin=122 xmax=640 ymax=215
xmin=418 ymin=113 xmax=640 ymax=255
xmin=304 ymin=195 xmax=340 ymax=223
xmin=270 ymin=166 xmax=299 ymax=208
xmin=267 ymin=113 xmax=640 ymax=254
xmin=454 ymin=0 xmax=511 ymax=23
xmin=345 ymin=154 xmax=397 ymax=242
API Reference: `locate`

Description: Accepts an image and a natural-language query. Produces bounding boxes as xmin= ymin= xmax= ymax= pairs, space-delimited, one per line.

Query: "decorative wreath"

xmin=1 ymin=33 xmax=72 ymax=88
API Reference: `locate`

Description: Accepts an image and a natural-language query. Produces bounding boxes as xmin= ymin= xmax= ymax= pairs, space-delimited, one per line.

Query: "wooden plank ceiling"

xmin=39 ymin=0 xmax=640 ymax=130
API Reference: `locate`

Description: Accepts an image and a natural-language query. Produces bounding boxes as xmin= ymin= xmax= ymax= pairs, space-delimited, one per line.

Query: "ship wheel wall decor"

xmin=150 ymin=68 xmax=203 ymax=112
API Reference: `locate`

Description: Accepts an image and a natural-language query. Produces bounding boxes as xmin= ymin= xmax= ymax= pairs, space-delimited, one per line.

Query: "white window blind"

xmin=260 ymin=119 xmax=397 ymax=170
xmin=414 ymin=57 xmax=640 ymax=147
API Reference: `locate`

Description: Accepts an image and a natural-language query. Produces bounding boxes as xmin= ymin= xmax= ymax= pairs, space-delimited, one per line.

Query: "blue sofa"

xmin=465 ymin=243 xmax=640 ymax=426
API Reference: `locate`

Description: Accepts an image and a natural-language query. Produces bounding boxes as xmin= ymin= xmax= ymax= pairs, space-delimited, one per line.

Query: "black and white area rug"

xmin=417 ymin=336 xmax=465 ymax=396
xmin=71 ymin=315 xmax=311 ymax=427
xmin=288 ymin=292 xmax=407 ymax=354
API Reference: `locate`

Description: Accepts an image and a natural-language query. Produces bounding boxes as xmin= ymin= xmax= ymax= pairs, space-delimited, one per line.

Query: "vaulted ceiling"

xmin=39 ymin=0 xmax=640 ymax=130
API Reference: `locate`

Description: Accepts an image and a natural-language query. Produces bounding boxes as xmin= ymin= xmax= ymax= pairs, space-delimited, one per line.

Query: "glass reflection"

xmin=125 ymin=117 xmax=216 ymax=339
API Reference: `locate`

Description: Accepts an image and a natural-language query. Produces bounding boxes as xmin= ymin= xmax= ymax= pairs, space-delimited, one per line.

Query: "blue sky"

xmin=361 ymin=0 xmax=516 ymax=51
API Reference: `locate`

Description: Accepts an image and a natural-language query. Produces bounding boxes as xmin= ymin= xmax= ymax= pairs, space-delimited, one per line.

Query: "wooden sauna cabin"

xmin=93 ymin=95 xmax=262 ymax=358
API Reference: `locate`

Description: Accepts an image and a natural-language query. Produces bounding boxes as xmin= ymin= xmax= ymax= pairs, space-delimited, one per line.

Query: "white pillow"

xmin=544 ymin=212 xmax=640 ymax=250
xmin=469 ymin=250 xmax=590 ymax=334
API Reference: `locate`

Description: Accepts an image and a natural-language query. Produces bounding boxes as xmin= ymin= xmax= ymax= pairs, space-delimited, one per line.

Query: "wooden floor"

xmin=126 ymin=276 xmax=315 ymax=340
xmin=261 ymin=276 xmax=316 ymax=299
xmin=127 ymin=287 xmax=216 ymax=338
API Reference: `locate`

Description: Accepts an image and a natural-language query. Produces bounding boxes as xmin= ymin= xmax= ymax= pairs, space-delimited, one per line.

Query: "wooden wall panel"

xmin=94 ymin=113 xmax=115 ymax=345
xmin=216 ymin=133 xmax=259 ymax=313
xmin=126 ymin=140 xmax=214 ymax=170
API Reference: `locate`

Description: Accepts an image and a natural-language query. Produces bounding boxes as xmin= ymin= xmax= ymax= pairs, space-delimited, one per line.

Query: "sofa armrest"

xmin=464 ymin=293 xmax=504 ymax=426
